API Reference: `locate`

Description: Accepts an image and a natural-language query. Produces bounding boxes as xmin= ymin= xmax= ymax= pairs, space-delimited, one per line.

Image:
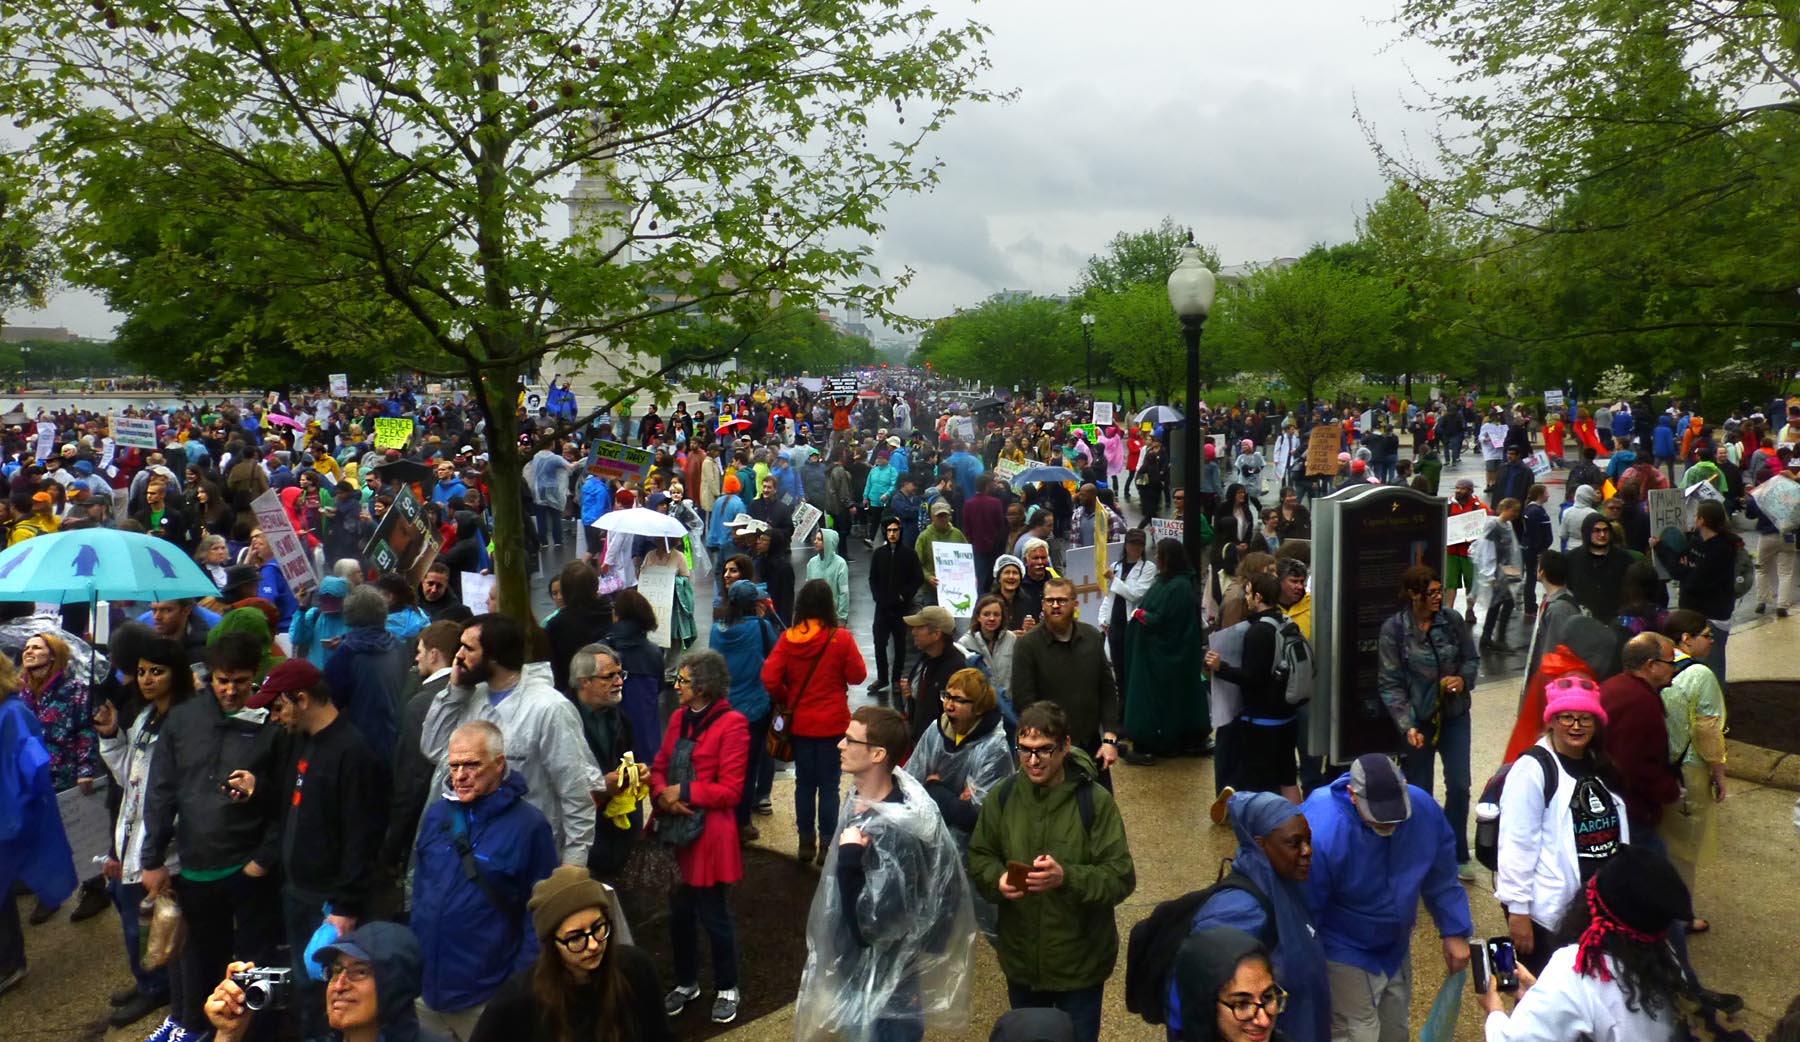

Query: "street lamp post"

xmin=1080 ymin=312 xmax=1095 ymax=390
xmin=1166 ymin=232 xmax=1217 ymax=570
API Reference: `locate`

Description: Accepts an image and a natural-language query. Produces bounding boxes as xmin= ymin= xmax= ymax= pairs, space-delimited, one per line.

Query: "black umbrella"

xmin=372 ymin=458 xmax=436 ymax=489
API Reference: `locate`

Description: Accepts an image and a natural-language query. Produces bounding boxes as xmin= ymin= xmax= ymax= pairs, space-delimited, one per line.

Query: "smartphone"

xmin=1487 ymin=937 xmax=1519 ymax=993
xmin=1005 ymin=860 xmax=1031 ymax=891
xmin=1468 ymin=940 xmax=1491 ymax=994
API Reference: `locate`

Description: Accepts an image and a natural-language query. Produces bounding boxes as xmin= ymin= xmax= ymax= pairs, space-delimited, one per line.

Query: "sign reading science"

xmin=587 ymin=439 xmax=652 ymax=482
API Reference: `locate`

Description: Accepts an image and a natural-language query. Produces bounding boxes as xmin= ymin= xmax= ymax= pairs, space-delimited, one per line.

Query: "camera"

xmin=231 ymin=966 xmax=292 ymax=1011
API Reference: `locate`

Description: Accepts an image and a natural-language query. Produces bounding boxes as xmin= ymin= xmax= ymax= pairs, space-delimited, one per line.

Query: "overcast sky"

xmin=15 ymin=0 xmax=1449 ymax=339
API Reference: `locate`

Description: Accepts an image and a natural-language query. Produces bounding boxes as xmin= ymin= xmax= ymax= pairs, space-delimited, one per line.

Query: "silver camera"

xmin=231 ymin=966 xmax=291 ymax=1011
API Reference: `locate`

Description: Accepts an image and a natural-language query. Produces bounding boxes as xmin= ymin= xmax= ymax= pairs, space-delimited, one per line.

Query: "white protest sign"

xmin=99 ymin=437 xmax=116 ymax=472
xmin=1646 ymin=487 xmax=1685 ymax=538
xmin=637 ymin=565 xmax=678 ymax=648
xmin=1446 ymin=508 xmax=1489 ymax=546
xmin=932 ymin=542 xmax=979 ymax=618
xmin=460 ymin=572 xmax=496 ymax=615
xmin=1061 ymin=541 xmax=1123 ymax=623
xmin=1683 ymin=478 xmax=1724 ymax=527
xmin=1527 ymin=451 xmax=1552 ymax=479
xmin=1751 ymin=474 xmax=1800 ymax=533
xmin=1092 ymin=401 xmax=1114 ymax=426
xmin=1147 ymin=517 xmax=1184 ymax=546
xmin=58 ymin=779 xmax=114 ymax=870
xmin=250 ymin=489 xmax=318 ymax=596
xmin=1544 ymin=389 xmax=1566 ymax=409
xmin=329 ymin=373 xmax=349 ymax=398
xmin=113 ymin=416 xmax=159 ymax=450
xmin=790 ymin=501 xmax=824 ymax=546
xmin=34 ymin=421 xmax=55 ymax=461
xmin=1208 ymin=622 xmax=1250 ymax=725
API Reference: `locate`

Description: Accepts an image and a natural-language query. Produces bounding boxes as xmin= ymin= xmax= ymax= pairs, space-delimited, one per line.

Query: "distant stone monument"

xmin=1308 ymin=483 xmax=1446 ymax=761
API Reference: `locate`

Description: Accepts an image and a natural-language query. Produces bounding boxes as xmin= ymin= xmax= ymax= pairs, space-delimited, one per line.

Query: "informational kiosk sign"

xmin=1309 ymin=484 xmax=1447 ymax=763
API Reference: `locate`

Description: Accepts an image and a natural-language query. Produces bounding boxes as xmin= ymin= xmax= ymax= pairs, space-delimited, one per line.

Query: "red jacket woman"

xmin=759 ymin=618 xmax=868 ymax=738
xmin=649 ymin=684 xmax=749 ymax=888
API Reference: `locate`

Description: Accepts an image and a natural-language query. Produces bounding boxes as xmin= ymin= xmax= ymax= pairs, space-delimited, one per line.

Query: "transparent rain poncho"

xmin=901 ymin=716 xmax=1015 ymax=846
xmin=793 ymin=768 xmax=978 ymax=1042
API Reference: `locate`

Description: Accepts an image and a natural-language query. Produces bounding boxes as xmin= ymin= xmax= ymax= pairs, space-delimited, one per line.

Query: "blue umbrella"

xmin=1012 ymin=465 xmax=1082 ymax=486
xmin=0 ymin=529 xmax=219 ymax=604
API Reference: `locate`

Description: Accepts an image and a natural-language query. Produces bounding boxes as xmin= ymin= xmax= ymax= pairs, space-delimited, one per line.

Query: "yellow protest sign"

xmin=373 ymin=417 xmax=413 ymax=451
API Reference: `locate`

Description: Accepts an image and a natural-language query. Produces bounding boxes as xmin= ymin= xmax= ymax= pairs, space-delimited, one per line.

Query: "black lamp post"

xmin=1080 ymin=312 xmax=1095 ymax=389
xmin=1166 ymin=232 xmax=1217 ymax=569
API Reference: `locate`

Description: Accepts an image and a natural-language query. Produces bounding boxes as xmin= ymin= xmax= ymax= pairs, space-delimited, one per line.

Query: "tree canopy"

xmin=1207 ymin=259 xmax=1405 ymax=408
xmin=913 ymin=295 xmax=1076 ymax=388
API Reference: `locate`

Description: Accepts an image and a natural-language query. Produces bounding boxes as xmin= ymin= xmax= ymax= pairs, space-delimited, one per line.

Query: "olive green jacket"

xmin=965 ymin=748 xmax=1136 ymax=991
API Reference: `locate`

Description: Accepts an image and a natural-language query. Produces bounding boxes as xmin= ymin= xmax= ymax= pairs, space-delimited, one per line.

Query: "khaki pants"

xmin=416 ymin=999 xmax=487 ymax=1042
xmin=1327 ymin=959 xmax=1410 ymax=1042
xmin=1755 ymin=531 xmax=1800 ymax=608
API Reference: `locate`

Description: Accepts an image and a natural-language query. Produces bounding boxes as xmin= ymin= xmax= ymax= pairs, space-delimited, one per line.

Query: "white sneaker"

xmin=1457 ymin=860 xmax=1478 ymax=883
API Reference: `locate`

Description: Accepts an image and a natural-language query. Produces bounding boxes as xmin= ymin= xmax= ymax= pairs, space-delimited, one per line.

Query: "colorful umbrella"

xmin=0 ymin=529 xmax=219 ymax=604
xmin=265 ymin=413 xmax=307 ymax=431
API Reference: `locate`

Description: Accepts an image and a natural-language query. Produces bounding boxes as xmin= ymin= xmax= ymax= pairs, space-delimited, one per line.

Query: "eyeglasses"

xmin=841 ymin=735 xmax=877 ymax=749
xmin=325 ymin=962 xmax=375 ymax=984
xmin=1219 ymin=985 xmax=1288 ymax=1021
xmin=1423 ymin=587 xmax=1444 ymax=598
xmin=1552 ymin=713 xmax=1596 ymax=729
xmin=941 ymin=693 xmax=975 ymax=706
xmin=673 ymin=675 xmax=693 ymax=687
xmin=591 ymin=669 xmax=627 ymax=684
xmin=1041 ymin=597 xmax=1071 ymax=606
xmin=555 ymin=919 xmax=612 ymax=952
xmin=1016 ymin=743 xmax=1060 ymax=761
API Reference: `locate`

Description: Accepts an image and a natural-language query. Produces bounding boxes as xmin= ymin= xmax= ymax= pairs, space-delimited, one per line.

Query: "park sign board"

xmin=587 ymin=439 xmax=652 ymax=482
xmin=1310 ymin=483 xmax=1446 ymax=763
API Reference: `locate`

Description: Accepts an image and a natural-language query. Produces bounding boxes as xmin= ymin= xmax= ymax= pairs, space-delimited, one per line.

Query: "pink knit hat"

xmin=1542 ymin=675 xmax=1608 ymax=725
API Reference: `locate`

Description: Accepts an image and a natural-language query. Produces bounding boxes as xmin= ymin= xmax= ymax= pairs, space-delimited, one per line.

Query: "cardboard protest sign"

xmin=251 ymin=489 xmax=319 ymax=596
xmin=586 ymin=439 xmax=652 ymax=482
xmin=1305 ymin=425 xmax=1342 ymax=477
xmin=790 ymin=501 xmax=824 ymax=546
xmin=34 ymin=422 xmax=55 ymax=461
xmin=1445 ymin=508 xmax=1489 ymax=546
xmin=1527 ymin=451 xmax=1552 ymax=479
xmin=638 ymin=566 xmax=678 ymax=648
xmin=933 ymin=542 xmax=979 ymax=618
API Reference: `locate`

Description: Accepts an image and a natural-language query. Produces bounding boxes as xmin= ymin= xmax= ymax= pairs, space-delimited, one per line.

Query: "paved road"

xmin=8 ymin=448 xmax=1797 ymax=1042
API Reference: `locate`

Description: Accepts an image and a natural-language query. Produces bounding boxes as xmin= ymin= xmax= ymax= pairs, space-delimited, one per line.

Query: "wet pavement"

xmin=7 ymin=449 xmax=1798 ymax=1042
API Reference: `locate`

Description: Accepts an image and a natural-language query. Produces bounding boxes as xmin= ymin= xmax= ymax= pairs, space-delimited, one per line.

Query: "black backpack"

xmin=1124 ymin=862 xmax=1276 ymax=1025
xmin=1473 ymin=746 xmax=1556 ymax=871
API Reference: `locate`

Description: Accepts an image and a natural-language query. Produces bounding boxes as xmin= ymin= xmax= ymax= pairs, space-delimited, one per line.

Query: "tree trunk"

xmin=477 ymin=367 xmax=534 ymax=621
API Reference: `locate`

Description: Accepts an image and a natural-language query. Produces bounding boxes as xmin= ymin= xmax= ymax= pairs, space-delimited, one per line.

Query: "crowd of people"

xmin=0 ymin=375 xmax=1796 ymax=1042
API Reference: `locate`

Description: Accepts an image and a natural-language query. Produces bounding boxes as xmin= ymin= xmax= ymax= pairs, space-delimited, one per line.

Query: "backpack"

xmin=990 ymin=773 xmax=1095 ymax=832
xmin=1255 ymin=614 xmax=1315 ymax=706
xmin=1473 ymin=745 xmax=1557 ymax=871
xmin=1124 ymin=862 xmax=1276 ymax=1025
xmin=1731 ymin=542 xmax=1754 ymax=599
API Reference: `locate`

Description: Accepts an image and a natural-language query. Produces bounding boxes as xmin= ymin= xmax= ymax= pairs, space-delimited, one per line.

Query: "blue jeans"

xmin=1402 ymin=709 xmax=1472 ymax=863
xmin=111 ymin=880 xmax=171 ymax=1000
xmin=1006 ymin=982 xmax=1103 ymax=1042
xmin=670 ymin=883 xmax=738 ymax=990
xmin=534 ymin=503 xmax=563 ymax=546
xmin=737 ymin=713 xmax=771 ymax=827
xmin=791 ymin=735 xmax=842 ymax=840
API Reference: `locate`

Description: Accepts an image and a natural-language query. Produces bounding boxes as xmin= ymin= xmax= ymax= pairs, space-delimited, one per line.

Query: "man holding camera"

xmin=137 ymin=632 xmax=287 ymax=1037
xmin=204 ymin=921 xmax=445 ymax=1042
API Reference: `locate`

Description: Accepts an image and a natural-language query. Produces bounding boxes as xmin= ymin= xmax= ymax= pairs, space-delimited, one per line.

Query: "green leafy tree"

xmin=915 ymin=296 xmax=1077 ymax=388
xmin=1071 ymin=219 xmax=1220 ymax=397
xmin=1087 ymin=282 xmax=1185 ymax=402
xmin=0 ymin=152 xmax=55 ymax=325
xmin=3 ymin=0 xmax=1000 ymax=615
xmin=1075 ymin=217 xmax=1220 ymax=296
xmin=1208 ymin=260 xmax=1404 ymax=409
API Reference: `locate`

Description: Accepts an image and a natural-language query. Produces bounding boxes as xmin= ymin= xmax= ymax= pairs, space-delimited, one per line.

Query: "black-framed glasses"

xmin=941 ymin=693 xmax=975 ymax=706
xmin=593 ymin=669 xmax=628 ymax=684
xmin=555 ymin=919 xmax=612 ymax=952
xmin=1655 ymin=658 xmax=1680 ymax=666
xmin=1016 ymin=743 xmax=1060 ymax=762
xmin=1219 ymin=984 xmax=1288 ymax=1021
xmin=841 ymin=735 xmax=877 ymax=749
xmin=325 ymin=962 xmax=375 ymax=984
xmin=1552 ymin=713 xmax=1596 ymax=728
xmin=1041 ymin=597 xmax=1071 ymax=606
xmin=673 ymin=675 xmax=694 ymax=687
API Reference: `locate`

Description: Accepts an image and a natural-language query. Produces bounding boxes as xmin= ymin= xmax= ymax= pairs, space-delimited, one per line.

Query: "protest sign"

xmin=638 ymin=565 xmax=679 ymax=648
xmin=363 ymin=486 xmax=441 ymax=586
xmin=112 ymin=415 xmax=159 ymax=450
xmin=933 ymin=542 xmax=979 ymax=618
xmin=826 ymin=375 xmax=860 ymax=397
xmin=1071 ymin=423 xmax=1097 ymax=444
xmin=994 ymin=458 xmax=1026 ymax=484
xmin=1683 ymin=478 xmax=1724 ymax=526
xmin=1751 ymin=474 xmax=1800 ymax=533
xmin=1645 ymin=487 xmax=1683 ymax=536
xmin=373 ymin=417 xmax=413 ymax=451
xmin=1092 ymin=401 xmax=1114 ymax=426
xmin=586 ymin=439 xmax=653 ymax=482
xmin=1544 ymin=389 xmax=1566 ymax=410
xmin=99 ymin=437 xmax=115 ymax=472
xmin=58 ymin=780 xmax=114 ymax=870
xmin=1304 ymin=424 xmax=1342 ymax=477
xmin=1527 ymin=451 xmax=1552 ymax=479
xmin=1147 ymin=517 xmax=1184 ymax=546
xmin=1208 ymin=623 xmax=1249 ymax=726
xmin=790 ymin=501 xmax=824 ymax=546
xmin=34 ymin=421 xmax=55 ymax=461
xmin=329 ymin=373 xmax=349 ymax=398
xmin=1062 ymin=541 xmax=1122 ymax=623
xmin=251 ymin=489 xmax=319 ymax=596
xmin=460 ymin=572 xmax=495 ymax=615
xmin=1445 ymin=508 xmax=1489 ymax=546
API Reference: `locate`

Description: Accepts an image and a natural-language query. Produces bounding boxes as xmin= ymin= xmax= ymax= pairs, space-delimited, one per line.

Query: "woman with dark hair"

xmin=547 ymin=560 xmax=615 ymax=692
xmin=1101 ymin=529 xmax=1154 ymax=702
xmin=607 ymin=589 xmax=666 ymax=764
xmin=1651 ymin=499 xmax=1741 ymax=682
xmin=1204 ymin=570 xmax=1297 ymax=801
xmin=191 ymin=479 xmax=233 ymax=541
xmin=93 ymin=637 xmax=196 ymax=1034
xmin=752 ymin=528 xmax=795 ymax=625
xmin=1481 ymin=846 xmax=1703 ymax=1041
xmin=471 ymin=865 xmax=671 ymax=1042
xmin=760 ymin=578 xmax=867 ymax=866
xmin=1615 ymin=560 xmax=1669 ymax=640
xmin=714 ymin=553 xmax=757 ymax=609
xmin=1126 ymin=538 xmax=1210 ymax=764
xmin=1212 ymin=482 xmax=1260 ymax=599
xmin=1375 ymin=564 xmax=1479 ymax=878
xmin=1493 ymin=676 xmax=1631 ymax=975
xmin=1172 ymin=927 xmax=1294 ymax=1042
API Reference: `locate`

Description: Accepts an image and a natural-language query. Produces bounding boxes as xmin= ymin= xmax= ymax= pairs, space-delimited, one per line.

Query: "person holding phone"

xmin=1479 ymin=847 xmax=1705 ymax=1041
xmin=1376 ymin=565 xmax=1481 ymax=882
xmin=966 ymin=702 xmax=1135 ymax=1042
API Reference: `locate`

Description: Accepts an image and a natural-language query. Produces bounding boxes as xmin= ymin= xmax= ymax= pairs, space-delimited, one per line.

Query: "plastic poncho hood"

xmin=794 ymin=768 xmax=978 ymax=1042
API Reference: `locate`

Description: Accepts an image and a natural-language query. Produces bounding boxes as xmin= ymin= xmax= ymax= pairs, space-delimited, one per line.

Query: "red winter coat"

xmin=760 ymin=621 xmax=867 ymax=738
xmin=649 ymin=699 xmax=749 ymax=887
